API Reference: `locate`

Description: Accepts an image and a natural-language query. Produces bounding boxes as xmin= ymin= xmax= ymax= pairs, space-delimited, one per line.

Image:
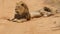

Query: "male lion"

xmin=8 ymin=1 xmax=31 ymax=22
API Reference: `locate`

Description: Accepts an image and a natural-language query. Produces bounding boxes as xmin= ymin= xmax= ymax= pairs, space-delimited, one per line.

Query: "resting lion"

xmin=8 ymin=1 xmax=31 ymax=22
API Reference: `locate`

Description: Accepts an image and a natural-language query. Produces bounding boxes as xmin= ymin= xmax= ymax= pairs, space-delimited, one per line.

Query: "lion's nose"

xmin=15 ymin=11 xmax=19 ymax=13
xmin=15 ymin=8 xmax=18 ymax=10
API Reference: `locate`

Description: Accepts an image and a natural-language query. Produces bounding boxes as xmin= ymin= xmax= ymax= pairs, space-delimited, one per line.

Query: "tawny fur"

xmin=30 ymin=10 xmax=43 ymax=18
xmin=15 ymin=1 xmax=31 ymax=20
xmin=8 ymin=2 xmax=59 ymax=23
xmin=8 ymin=1 xmax=31 ymax=22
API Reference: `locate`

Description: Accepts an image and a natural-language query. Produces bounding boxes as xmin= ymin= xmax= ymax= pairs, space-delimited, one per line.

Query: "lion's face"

xmin=15 ymin=1 xmax=25 ymax=15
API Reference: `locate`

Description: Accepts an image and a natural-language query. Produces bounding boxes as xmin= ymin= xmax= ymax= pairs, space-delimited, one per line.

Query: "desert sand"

xmin=0 ymin=0 xmax=60 ymax=34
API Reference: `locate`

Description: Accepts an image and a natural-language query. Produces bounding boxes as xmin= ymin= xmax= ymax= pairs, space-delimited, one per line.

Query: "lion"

xmin=8 ymin=1 xmax=31 ymax=22
xmin=39 ymin=7 xmax=57 ymax=17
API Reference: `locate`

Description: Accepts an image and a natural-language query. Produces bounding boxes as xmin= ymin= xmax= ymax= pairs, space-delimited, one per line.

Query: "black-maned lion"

xmin=8 ymin=1 xmax=31 ymax=22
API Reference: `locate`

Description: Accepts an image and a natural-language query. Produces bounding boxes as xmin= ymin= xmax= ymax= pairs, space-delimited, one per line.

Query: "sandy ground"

xmin=0 ymin=0 xmax=60 ymax=34
xmin=0 ymin=14 xmax=60 ymax=34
